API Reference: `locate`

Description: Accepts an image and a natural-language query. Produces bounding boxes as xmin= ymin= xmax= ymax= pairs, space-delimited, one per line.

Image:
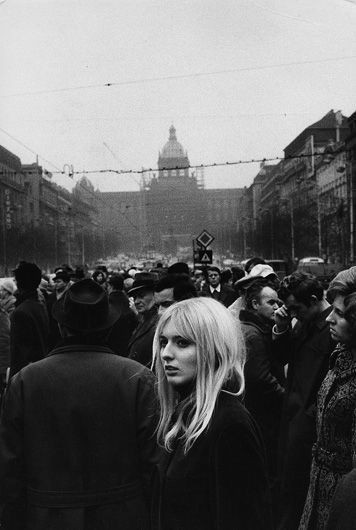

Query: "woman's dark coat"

xmin=0 ymin=342 xmax=159 ymax=530
xmin=151 ymin=392 xmax=272 ymax=530
xmin=299 ymin=345 xmax=356 ymax=529
xmin=326 ymin=468 xmax=356 ymax=530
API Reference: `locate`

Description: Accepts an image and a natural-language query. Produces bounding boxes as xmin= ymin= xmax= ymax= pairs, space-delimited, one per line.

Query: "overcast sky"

xmin=0 ymin=0 xmax=355 ymax=192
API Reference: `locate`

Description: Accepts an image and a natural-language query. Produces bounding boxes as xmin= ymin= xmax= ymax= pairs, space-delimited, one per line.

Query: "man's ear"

xmin=310 ymin=294 xmax=318 ymax=306
xmin=251 ymin=298 xmax=259 ymax=310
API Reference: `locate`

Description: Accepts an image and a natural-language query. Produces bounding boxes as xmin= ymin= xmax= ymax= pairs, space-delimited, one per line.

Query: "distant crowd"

xmin=0 ymin=257 xmax=355 ymax=529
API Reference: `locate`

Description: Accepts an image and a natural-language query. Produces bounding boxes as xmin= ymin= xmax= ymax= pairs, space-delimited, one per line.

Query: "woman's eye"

xmin=159 ymin=338 xmax=167 ymax=348
xmin=176 ymin=338 xmax=191 ymax=348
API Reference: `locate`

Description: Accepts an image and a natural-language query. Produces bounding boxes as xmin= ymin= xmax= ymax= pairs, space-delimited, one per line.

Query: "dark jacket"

xmin=0 ymin=341 xmax=159 ymax=530
xmin=240 ymin=309 xmax=285 ymax=505
xmin=10 ymin=291 xmax=49 ymax=377
xmin=106 ymin=291 xmax=139 ymax=356
xmin=128 ymin=306 xmax=158 ymax=367
xmin=240 ymin=309 xmax=285 ymax=420
xmin=201 ymin=283 xmax=237 ymax=307
xmin=275 ymin=306 xmax=334 ymax=530
xmin=152 ymin=392 xmax=272 ymax=530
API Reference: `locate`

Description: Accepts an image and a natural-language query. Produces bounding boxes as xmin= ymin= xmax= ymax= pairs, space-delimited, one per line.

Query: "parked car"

xmin=298 ymin=256 xmax=325 ymax=264
xmin=297 ymin=258 xmax=343 ymax=288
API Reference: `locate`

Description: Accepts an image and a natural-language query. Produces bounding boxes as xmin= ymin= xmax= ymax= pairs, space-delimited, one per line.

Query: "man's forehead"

xmin=260 ymin=286 xmax=278 ymax=299
xmin=155 ymin=288 xmax=174 ymax=303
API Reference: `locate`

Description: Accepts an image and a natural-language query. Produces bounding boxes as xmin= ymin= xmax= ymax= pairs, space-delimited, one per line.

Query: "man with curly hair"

xmin=273 ymin=271 xmax=334 ymax=530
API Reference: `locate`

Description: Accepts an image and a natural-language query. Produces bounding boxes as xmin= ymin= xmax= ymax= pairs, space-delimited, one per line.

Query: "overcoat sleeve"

xmin=244 ymin=329 xmax=285 ymax=401
xmin=272 ymin=327 xmax=293 ymax=365
xmin=211 ymin=421 xmax=273 ymax=530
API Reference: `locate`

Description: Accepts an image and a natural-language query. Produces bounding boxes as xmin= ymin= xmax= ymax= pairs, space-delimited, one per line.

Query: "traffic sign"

xmin=196 ymin=229 xmax=214 ymax=248
xmin=198 ymin=249 xmax=213 ymax=264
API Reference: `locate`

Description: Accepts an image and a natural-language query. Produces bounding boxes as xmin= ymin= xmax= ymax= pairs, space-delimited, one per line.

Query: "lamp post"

xmin=259 ymin=208 xmax=274 ymax=259
xmin=280 ymin=198 xmax=295 ymax=262
xmin=81 ymin=230 xmax=85 ymax=267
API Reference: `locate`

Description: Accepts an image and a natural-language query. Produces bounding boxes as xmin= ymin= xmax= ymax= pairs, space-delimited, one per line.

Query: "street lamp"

xmin=259 ymin=208 xmax=274 ymax=259
xmin=280 ymin=198 xmax=295 ymax=262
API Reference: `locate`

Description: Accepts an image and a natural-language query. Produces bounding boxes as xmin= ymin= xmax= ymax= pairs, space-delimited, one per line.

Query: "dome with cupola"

xmin=158 ymin=125 xmax=190 ymax=171
xmin=160 ymin=125 xmax=187 ymax=158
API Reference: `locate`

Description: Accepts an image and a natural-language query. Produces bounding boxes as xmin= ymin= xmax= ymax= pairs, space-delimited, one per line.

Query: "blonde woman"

xmin=151 ymin=297 xmax=272 ymax=530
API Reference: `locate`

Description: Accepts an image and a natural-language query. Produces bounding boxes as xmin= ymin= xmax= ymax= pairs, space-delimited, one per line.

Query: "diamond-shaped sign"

xmin=196 ymin=229 xmax=214 ymax=248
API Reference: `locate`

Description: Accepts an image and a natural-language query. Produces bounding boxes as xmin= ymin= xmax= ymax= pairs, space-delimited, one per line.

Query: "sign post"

xmin=194 ymin=229 xmax=214 ymax=266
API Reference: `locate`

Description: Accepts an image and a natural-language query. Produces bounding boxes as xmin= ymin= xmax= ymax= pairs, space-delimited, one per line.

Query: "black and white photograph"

xmin=0 ymin=0 xmax=355 ymax=528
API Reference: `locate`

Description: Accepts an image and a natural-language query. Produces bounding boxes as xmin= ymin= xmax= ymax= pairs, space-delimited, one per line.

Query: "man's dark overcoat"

xmin=10 ymin=291 xmax=49 ymax=376
xmin=151 ymin=392 xmax=272 ymax=530
xmin=275 ymin=307 xmax=334 ymax=530
xmin=0 ymin=341 xmax=159 ymax=530
xmin=106 ymin=291 xmax=138 ymax=356
xmin=128 ymin=306 xmax=158 ymax=367
xmin=201 ymin=283 xmax=237 ymax=307
xmin=240 ymin=308 xmax=285 ymax=503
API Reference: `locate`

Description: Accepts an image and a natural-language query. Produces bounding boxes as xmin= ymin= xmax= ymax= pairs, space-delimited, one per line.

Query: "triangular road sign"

xmin=197 ymin=249 xmax=213 ymax=264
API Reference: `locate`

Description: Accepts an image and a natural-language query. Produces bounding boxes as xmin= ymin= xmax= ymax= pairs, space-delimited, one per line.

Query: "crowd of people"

xmin=0 ymin=256 xmax=355 ymax=529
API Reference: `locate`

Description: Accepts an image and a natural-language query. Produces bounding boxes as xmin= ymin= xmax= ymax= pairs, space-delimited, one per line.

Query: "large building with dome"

xmin=100 ymin=126 xmax=243 ymax=256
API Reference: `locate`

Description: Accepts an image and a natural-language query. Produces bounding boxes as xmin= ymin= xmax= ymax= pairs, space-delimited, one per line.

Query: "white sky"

xmin=0 ymin=0 xmax=355 ymax=192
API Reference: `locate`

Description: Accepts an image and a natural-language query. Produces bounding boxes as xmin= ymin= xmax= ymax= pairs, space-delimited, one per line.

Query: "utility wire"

xmin=2 ymin=55 xmax=356 ymax=98
xmin=0 ymin=126 xmax=61 ymax=172
xmin=49 ymin=151 xmax=341 ymax=177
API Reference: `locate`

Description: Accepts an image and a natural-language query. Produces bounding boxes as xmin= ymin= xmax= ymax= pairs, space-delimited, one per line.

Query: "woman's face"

xmin=326 ymin=295 xmax=353 ymax=344
xmin=159 ymin=319 xmax=197 ymax=390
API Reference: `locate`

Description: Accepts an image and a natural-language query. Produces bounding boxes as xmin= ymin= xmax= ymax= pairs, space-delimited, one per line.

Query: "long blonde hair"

xmin=153 ymin=297 xmax=246 ymax=453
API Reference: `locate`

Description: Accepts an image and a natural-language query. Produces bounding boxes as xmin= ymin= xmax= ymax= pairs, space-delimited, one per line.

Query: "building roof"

xmin=284 ymin=109 xmax=349 ymax=158
xmin=0 ymin=145 xmax=22 ymax=171
xmin=309 ymin=109 xmax=349 ymax=129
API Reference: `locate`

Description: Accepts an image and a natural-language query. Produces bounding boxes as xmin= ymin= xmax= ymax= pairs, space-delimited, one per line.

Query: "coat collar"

xmin=47 ymin=337 xmax=115 ymax=357
xmin=129 ymin=309 xmax=158 ymax=344
xmin=239 ymin=308 xmax=273 ymax=334
xmin=15 ymin=289 xmax=39 ymax=306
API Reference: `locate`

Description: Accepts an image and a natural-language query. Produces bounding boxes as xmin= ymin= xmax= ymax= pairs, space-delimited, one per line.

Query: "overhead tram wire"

xmin=0 ymin=126 xmax=62 ymax=172
xmin=49 ymin=151 xmax=343 ymax=178
xmin=1 ymin=55 xmax=356 ymax=98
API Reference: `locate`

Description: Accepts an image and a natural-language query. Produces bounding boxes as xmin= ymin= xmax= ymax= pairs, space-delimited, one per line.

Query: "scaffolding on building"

xmin=195 ymin=166 xmax=205 ymax=190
